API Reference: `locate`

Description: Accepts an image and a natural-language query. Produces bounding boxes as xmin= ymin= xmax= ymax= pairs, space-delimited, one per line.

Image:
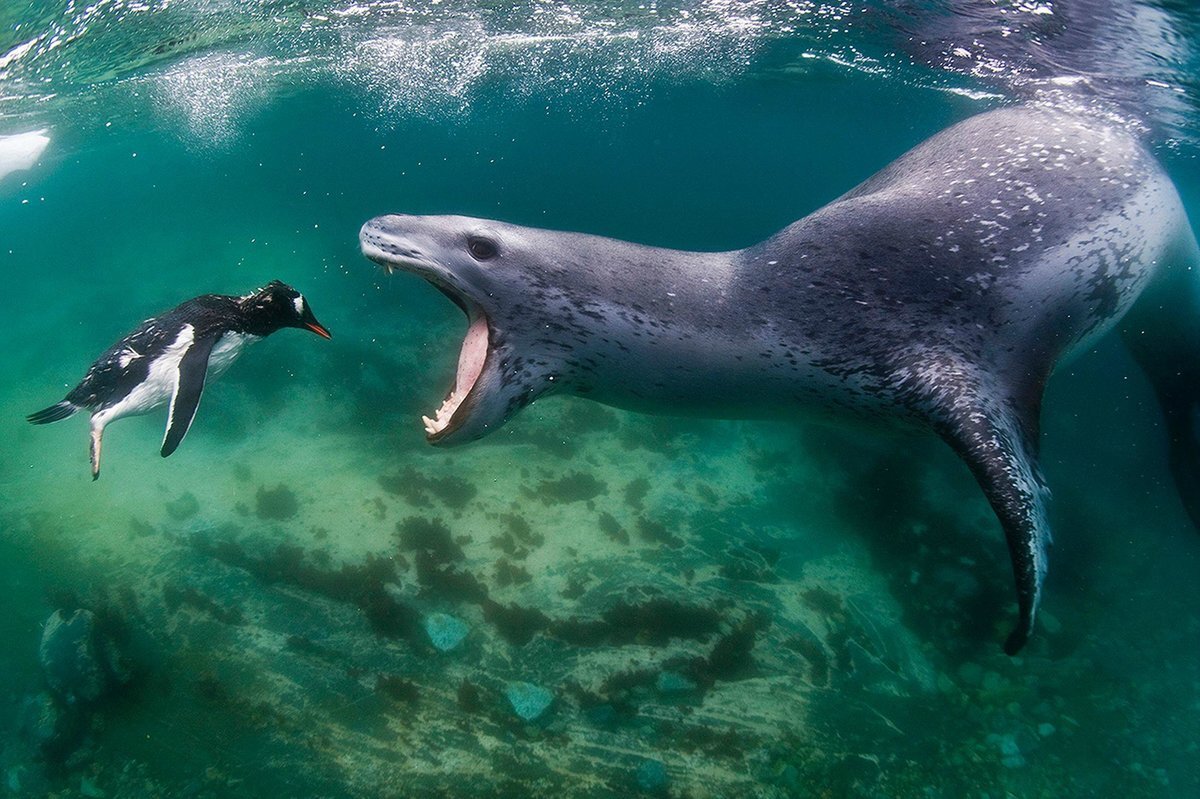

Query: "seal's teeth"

xmin=419 ymin=313 xmax=489 ymax=439
xmin=422 ymin=397 xmax=459 ymax=436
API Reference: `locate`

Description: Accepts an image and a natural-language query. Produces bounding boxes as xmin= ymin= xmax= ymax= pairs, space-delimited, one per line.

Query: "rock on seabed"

xmin=39 ymin=610 xmax=107 ymax=704
xmin=422 ymin=612 xmax=469 ymax=651
xmin=505 ymin=682 xmax=554 ymax=721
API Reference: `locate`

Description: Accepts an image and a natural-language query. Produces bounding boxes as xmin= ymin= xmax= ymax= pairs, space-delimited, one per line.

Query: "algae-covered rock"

xmin=39 ymin=610 xmax=108 ymax=705
xmin=18 ymin=690 xmax=84 ymax=758
xmin=38 ymin=608 xmax=133 ymax=707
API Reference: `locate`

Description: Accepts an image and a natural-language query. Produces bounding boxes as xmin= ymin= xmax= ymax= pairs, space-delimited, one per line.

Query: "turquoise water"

xmin=1 ymin=2 xmax=1198 ymax=797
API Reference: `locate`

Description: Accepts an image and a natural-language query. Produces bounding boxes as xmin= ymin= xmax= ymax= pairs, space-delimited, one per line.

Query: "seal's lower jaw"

xmin=422 ymin=312 xmax=490 ymax=444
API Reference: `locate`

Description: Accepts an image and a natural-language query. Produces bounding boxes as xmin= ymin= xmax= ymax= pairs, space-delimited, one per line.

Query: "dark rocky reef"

xmin=192 ymin=535 xmax=420 ymax=640
xmin=379 ymin=467 xmax=478 ymax=510
xmin=89 ymin=487 xmax=970 ymax=798
xmin=528 ymin=471 xmax=608 ymax=504
xmin=255 ymin=484 xmax=300 ymax=521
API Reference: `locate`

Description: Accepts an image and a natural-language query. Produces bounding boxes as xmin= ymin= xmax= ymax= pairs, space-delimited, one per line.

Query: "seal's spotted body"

xmin=361 ymin=107 xmax=1200 ymax=654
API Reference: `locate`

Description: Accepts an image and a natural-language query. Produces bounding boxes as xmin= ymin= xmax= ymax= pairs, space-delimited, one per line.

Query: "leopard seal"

xmin=360 ymin=105 xmax=1200 ymax=654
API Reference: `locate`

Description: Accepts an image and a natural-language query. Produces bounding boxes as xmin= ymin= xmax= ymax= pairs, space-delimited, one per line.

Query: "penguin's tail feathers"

xmin=27 ymin=400 xmax=80 ymax=425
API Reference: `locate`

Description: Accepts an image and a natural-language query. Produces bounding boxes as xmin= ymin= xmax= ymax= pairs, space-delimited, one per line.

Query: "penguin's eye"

xmin=467 ymin=236 xmax=498 ymax=261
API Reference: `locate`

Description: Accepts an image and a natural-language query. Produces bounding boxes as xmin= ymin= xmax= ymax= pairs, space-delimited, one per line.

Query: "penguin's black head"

xmin=242 ymin=280 xmax=332 ymax=339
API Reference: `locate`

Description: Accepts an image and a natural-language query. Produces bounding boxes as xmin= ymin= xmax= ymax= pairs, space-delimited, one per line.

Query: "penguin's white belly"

xmin=93 ymin=328 xmax=258 ymax=426
xmin=207 ymin=331 xmax=260 ymax=379
xmin=97 ymin=326 xmax=197 ymax=424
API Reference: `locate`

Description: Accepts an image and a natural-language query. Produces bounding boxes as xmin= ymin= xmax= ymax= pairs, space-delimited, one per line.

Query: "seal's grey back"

xmin=744 ymin=107 xmax=1188 ymax=407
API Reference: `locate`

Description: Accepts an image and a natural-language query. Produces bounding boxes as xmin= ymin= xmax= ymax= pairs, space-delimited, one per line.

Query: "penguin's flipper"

xmin=161 ymin=335 xmax=217 ymax=458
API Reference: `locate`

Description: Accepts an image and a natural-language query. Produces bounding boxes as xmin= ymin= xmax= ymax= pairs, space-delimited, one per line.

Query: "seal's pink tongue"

xmin=456 ymin=314 xmax=488 ymax=397
xmin=422 ymin=314 xmax=489 ymax=437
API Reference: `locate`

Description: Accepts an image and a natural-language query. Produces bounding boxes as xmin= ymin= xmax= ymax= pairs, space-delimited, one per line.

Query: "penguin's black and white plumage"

xmin=27 ymin=280 xmax=331 ymax=479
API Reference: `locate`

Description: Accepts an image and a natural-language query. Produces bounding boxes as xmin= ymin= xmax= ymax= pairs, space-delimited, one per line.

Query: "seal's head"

xmin=360 ymin=214 xmax=579 ymax=445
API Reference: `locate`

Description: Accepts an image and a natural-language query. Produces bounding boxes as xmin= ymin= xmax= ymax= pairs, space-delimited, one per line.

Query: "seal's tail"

xmin=27 ymin=400 xmax=78 ymax=425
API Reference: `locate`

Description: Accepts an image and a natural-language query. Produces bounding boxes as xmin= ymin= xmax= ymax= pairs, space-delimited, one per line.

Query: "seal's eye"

xmin=467 ymin=236 xmax=498 ymax=261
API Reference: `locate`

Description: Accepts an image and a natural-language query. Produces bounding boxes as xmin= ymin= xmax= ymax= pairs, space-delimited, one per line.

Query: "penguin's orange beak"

xmin=305 ymin=321 xmax=332 ymax=339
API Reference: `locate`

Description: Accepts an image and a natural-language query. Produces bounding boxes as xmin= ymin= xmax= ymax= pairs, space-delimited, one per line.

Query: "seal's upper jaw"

xmin=359 ymin=215 xmax=497 ymax=445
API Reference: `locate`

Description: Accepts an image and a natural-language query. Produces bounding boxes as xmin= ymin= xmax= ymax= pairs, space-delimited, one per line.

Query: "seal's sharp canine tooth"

xmin=361 ymin=106 xmax=1200 ymax=655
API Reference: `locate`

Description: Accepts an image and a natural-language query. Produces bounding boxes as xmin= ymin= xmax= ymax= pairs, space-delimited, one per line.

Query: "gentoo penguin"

xmin=27 ymin=280 xmax=331 ymax=479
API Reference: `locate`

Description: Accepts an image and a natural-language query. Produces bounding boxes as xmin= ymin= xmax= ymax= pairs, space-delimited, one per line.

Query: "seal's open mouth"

xmin=424 ymin=310 xmax=488 ymax=438
xmin=362 ymin=237 xmax=492 ymax=443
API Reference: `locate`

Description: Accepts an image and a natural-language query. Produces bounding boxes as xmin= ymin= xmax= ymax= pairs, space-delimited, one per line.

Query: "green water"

xmin=1 ymin=2 xmax=1199 ymax=797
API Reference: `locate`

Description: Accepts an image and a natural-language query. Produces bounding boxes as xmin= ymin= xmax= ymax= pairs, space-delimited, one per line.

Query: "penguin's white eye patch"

xmin=293 ymin=296 xmax=305 ymax=315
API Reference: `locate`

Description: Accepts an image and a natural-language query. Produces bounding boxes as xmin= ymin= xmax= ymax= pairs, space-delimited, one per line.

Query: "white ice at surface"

xmin=0 ymin=129 xmax=49 ymax=182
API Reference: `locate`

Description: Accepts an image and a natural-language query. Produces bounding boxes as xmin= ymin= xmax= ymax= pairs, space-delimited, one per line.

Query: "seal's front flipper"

xmin=928 ymin=383 xmax=1051 ymax=655
xmin=162 ymin=335 xmax=217 ymax=458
